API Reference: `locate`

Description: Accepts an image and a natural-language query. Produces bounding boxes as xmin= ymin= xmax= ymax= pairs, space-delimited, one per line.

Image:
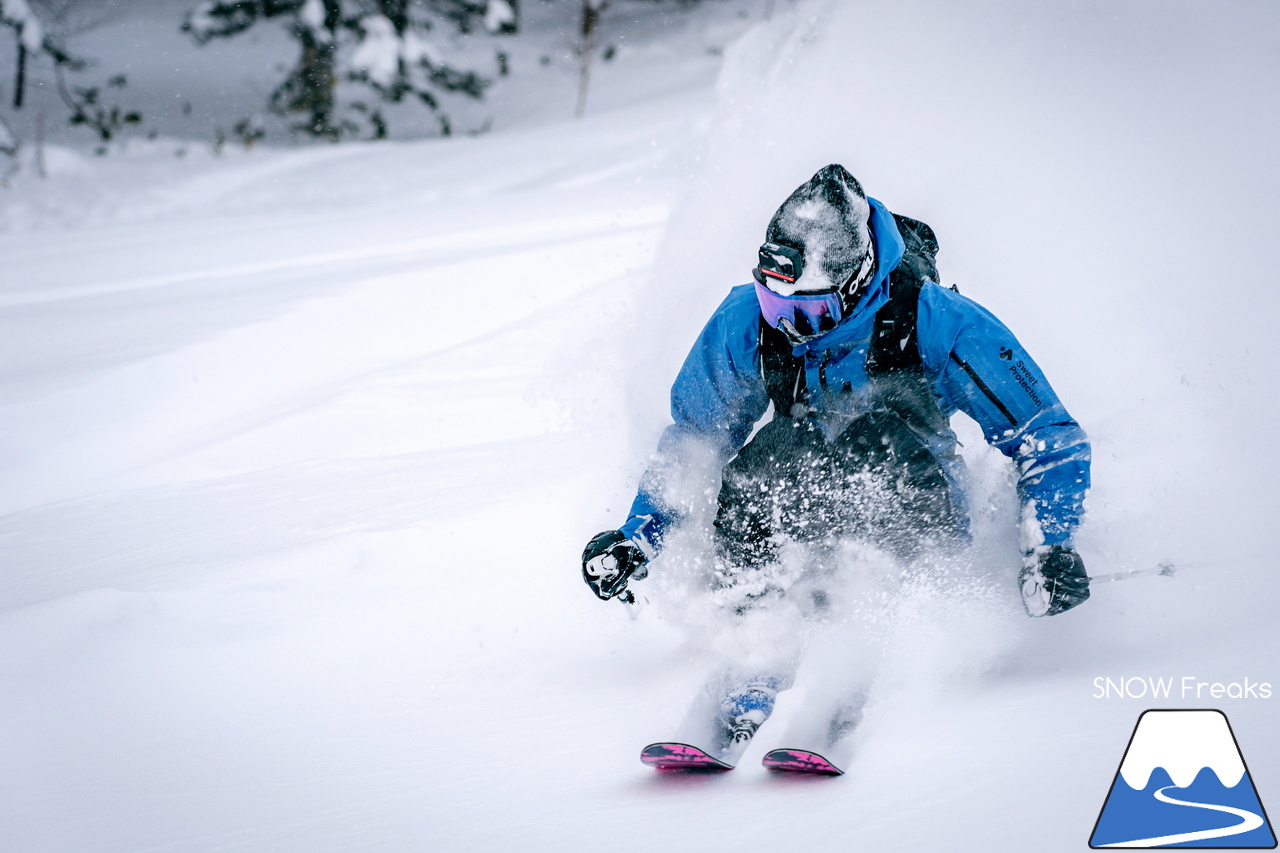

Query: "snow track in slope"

xmin=0 ymin=206 xmax=667 ymax=310
xmin=0 ymin=212 xmax=662 ymax=513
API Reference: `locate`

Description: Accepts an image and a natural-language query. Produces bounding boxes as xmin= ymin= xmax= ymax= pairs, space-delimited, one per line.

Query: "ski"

xmin=640 ymin=742 xmax=734 ymax=771
xmin=761 ymin=748 xmax=844 ymax=776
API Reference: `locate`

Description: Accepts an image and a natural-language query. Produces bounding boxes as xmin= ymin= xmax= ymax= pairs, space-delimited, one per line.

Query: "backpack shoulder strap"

xmin=866 ymin=213 xmax=950 ymax=434
xmin=867 ymin=275 xmax=923 ymax=376
xmin=867 ymin=212 xmax=940 ymax=376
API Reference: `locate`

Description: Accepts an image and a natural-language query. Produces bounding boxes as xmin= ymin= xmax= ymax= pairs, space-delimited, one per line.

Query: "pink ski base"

xmin=640 ymin=742 xmax=733 ymax=771
xmin=761 ymin=748 xmax=844 ymax=776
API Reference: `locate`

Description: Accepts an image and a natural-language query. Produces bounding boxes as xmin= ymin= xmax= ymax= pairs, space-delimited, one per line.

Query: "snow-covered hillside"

xmin=1 ymin=2 xmax=1278 ymax=851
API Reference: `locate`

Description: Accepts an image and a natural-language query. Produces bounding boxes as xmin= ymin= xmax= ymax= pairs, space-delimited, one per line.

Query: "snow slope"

xmin=1 ymin=2 xmax=1278 ymax=852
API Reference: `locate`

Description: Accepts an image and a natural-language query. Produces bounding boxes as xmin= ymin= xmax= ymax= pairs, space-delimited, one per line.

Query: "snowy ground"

xmin=2 ymin=2 xmax=1279 ymax=851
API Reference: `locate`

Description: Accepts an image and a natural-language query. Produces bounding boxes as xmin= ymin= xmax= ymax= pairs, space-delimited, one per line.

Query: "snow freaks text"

xmin=1093 ymin=677 xmax=1273 ymax=701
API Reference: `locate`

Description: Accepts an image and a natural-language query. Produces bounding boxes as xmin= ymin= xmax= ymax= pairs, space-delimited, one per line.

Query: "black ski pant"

xmin=712 ymin=412 xmax=960 ymax=578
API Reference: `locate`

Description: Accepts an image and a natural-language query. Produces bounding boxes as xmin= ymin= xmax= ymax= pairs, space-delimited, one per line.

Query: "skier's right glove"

xmin=1020 ymin=545 xmax=1090 ymax=616
xmin=581 ymin=530 xmax=648 ymax=601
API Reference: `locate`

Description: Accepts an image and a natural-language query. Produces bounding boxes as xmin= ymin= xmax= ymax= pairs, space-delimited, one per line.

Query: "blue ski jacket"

xmin=620 ymin=198 xmax=1090 ymax=556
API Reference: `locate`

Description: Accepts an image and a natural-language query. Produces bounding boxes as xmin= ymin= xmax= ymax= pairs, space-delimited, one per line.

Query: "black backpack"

xmin=758 ymin=213 xmax=948 ymax=433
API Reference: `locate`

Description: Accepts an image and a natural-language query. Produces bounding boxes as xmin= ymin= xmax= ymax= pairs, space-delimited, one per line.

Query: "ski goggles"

xmin=752 ymin=272 xmax=844 ymax=338
xmin=752 ymin=240 xmax=875 ymax=340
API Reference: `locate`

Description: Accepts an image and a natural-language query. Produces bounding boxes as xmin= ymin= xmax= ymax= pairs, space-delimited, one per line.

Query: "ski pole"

xmin=616 ymin=589 xmax=648 ymax=620
xmin=1088 ymin=562 xmax=1176 ymax=584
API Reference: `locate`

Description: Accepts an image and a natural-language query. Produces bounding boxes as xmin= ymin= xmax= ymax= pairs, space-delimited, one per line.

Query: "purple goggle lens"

xmin=753 ymin=277 xmax=843 ymax=340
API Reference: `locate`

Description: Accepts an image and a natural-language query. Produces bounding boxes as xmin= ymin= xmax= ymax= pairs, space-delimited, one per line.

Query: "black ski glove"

xmin=582 ymin=530 xmax=648 ymax=601
xmin=1019 ymin=545 xmax=1090 ymax=616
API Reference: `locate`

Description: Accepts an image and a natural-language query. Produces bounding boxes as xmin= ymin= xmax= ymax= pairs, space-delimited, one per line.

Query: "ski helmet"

xmin=754 ymin=164 xmax=875 ymax=344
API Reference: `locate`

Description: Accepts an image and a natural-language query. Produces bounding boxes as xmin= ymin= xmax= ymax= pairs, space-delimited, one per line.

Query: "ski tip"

xmin=762 ymin=748 xmax=844 ymax=776
xmin=640 ymin=742 xmax=734 ymax=771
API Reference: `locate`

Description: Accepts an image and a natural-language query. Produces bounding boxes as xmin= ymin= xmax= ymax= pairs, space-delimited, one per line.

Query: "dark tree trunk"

xmin=575 ymin=1 xmax=606 ymax=119
xmin=270 ymin=2 xmax=342 ymax=138
xmin=14 ymin=41 xmax=27 ymax=109
xmin=269 ymin=22 xmax=337 ymax=137
xmin=298 ymin=28 xmax=337 ymax=136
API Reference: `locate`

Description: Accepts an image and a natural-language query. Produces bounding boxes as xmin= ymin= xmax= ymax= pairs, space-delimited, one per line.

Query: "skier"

xmin=581 ymin=164 xmax=1092 ymax=770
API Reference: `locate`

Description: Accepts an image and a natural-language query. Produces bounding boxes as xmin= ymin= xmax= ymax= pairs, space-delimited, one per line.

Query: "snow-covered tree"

xmin=483 ymin=0 xmax=516 ymax=35
xmin=344 ymin=1 xmax=488 ymax=137
xmin=1 ymin=0 xmax=45 ymax=108
xmin=1 ymin=0 xmax=87 ymax=110
xmin=1 ymin=0 xmax=89 ymax=170
xmin=0 ymin=0 xmax=144 ymax=159
xmin=183 ymin=0 xmax=494 ymax=140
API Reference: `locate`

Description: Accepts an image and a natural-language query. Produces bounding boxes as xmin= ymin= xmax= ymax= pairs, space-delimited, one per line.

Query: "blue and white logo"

xmin=1091 ymin=709 xmax=1276 ymax=848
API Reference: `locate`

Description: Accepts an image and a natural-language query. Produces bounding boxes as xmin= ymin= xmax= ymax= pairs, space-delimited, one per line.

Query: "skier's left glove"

xmin=581 ymin=530 xmax=648 ymax=601
xmin=1020 ymin=545 xmax=1090 ymax=616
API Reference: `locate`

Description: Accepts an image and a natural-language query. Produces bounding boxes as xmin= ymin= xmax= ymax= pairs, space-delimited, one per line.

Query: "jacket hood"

xmin=788 ymin=196 xmax=903 ymax=355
